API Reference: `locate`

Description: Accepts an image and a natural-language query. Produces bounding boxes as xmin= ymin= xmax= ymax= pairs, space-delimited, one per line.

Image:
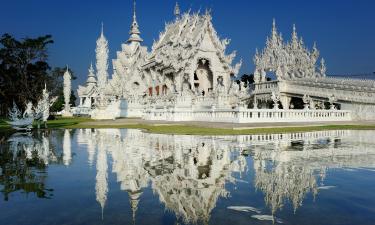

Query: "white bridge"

xmin=253 ymin=76 xmax=375 ymax=120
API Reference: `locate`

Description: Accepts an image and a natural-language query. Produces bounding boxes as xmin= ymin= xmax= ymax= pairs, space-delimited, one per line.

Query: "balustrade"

xmin=143 ymin=107 xmax=352 ymax=123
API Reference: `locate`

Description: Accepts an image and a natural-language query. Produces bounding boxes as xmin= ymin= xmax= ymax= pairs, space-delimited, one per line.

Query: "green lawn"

xmin=0 ymin=117 xmax=91 ymax=132
xmin=1 ymin=117 xmax=375 ymax=135
xmin=66 ymin=123 xmax=375 ymax=135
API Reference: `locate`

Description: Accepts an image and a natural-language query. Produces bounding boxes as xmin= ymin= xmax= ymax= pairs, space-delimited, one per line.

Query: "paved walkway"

xmin=81 ymin=118 xmax=375 ymax=129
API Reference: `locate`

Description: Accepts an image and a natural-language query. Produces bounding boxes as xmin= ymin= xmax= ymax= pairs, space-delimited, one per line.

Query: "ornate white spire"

xmin=96 ymin=23 xmax=109 ymax=92
xmin=128 ymin=0 xmax=143 ymax=43
xmin=86 ymin=63 xmax=97 ymax=85
xmin=272 ymin=18 xmax=277 ymax=37
xmin=63 ymin=66 xmax=71 ymax=113
xmin=174 ymin=2 xmax=180 ymax=18
xmin=320 ymin=58 xmax=327 ymax=76
xmin=290 ymin=24 xmax=299 ymax=49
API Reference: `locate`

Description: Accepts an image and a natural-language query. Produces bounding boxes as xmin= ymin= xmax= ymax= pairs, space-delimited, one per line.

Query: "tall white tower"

xmin=63 ymin=66 xmax=72 ymax=117
xmin=96 ymin=23 xmax=109 ymax=93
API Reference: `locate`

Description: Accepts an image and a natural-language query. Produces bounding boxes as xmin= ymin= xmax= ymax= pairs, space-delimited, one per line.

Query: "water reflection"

xmin=1 ymin=129 xmax=375 ymax=224
xmin=251 ymin=131 xmax=375 ymax=214
xmin=76 ymin=129 xmax=247 ymax=224
xmin=0 ymin=131 xmax=61 ymax=201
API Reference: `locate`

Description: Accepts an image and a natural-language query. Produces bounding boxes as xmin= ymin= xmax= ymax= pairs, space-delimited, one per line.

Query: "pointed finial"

xmin=271 ymin=18 xmax=277 ymax=37
xmin=133 ymin=0 xmax=137 ymax=22
xmin=174 ymin=2 xmax=180 ymax=18
xmin=101 ymin=22 xmax=104 ymax=36
xmin=128 ymin=0 xmax=143 ymax=43
xmin=293 ymin=24 xmax=296 ymax=33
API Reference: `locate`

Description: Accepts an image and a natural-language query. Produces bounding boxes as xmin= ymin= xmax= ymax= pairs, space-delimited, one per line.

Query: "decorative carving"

xmin=328 ymin=94 xmax=336 ymax=110
xmin=34 ymin=85 xmax=57 ymax=129
xmin=63 ymin=67 xmax=72 ymax=117
xmin=7 ymin=101 xmax=34 ymax=130
xmin=254 ymin=20 xmax=325 ymax=83
xmin=271 ymin=91 xmax=280 ymax=109
xmin=303 ymin=94 xmax=310 ymax=110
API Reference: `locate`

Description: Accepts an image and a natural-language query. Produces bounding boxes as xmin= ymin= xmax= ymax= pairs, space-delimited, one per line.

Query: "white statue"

xmin=253 ymin=96 xmax=258 ymax=109
xmin=23 ymin=102 xmax=34 ymax=118
xmin=7 ymin=101 xmax=34 ymax=130
xmin=228 ymin=79 xmax=240 ymax=96
xmin=216 ymin=76 xmax=226 ymax=95
xmin=271 ymin=91 xmax=280 ymax=110
xmin=63 ymin=66 xmax=73 ymax=117
xmin=181 ymin=74 xmax=192 ymax=95
xmin=303 ymin=94 xmax=310 ymax=110
xmin=34 ymin=84 xmax=57 ymax=129
xmin=328 ymin=94 xmax=336 ymax=110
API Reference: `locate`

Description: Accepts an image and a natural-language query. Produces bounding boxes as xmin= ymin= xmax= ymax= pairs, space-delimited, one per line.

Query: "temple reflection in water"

xmin=75 ymin=129 xmax=375 ymax=223
xmin=2 ymin=129 xmax=375 ymax=224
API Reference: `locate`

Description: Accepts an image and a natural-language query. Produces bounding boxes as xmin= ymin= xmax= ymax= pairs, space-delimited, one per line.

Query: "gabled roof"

xmin=144 ymin=11 xmax=240 ymax=74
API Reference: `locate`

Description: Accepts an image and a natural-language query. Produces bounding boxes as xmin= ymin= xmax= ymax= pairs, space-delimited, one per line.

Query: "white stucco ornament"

xmin=254 ymin=20 xmax=325 ymax=83
xmin=34 ymin=84 xmax=57 ymax=128
xmin=63 ymin=66 xmax=73 ymax=117
xmin=271 ymin=91 xmax=281 ymax=109
xmin=7 ymin=101 xmax=34 ymax=130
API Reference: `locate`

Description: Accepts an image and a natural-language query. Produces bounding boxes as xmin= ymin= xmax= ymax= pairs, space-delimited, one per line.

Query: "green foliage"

xmin=0 ymin=34 xmax=78 ymax=115
xmin=0 ymin=33 xmax=54 ymax=116
xmin=238 ymin=74 xmax=271 ymax=87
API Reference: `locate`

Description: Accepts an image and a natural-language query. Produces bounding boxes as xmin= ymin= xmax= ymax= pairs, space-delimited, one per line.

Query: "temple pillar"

xmin=280 ymin=95 xmax=291 ymax=110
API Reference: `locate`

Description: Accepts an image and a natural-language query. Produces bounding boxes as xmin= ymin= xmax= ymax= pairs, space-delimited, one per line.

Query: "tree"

xmin=237 ymin=74 xmax=272 ymax=87
xmin=0 ymin=34 xmax=53 ymax=116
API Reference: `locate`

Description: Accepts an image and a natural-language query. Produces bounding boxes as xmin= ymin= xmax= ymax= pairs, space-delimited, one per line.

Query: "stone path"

xmin=80 ymin=118 xmax=375 ymax=129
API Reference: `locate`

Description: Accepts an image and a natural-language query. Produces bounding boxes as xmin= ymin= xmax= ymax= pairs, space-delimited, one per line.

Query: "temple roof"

xmin=153 ymin=12 xmax=207 ymax=50
xmin=144 ymin=10 xmax=241 ymax=74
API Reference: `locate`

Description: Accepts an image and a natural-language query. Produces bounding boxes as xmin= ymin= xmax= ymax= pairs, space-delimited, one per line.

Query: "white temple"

xmin=75 ymin=1 xmax=375 ymax=122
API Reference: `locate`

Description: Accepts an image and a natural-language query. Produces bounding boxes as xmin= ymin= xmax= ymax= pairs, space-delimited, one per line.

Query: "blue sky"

xmin=1 ymin=0 xmax=375 ymax=88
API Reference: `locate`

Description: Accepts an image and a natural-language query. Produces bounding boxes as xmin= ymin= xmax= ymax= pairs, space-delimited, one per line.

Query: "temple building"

xmin=75 ymin=1 xmax=375 ymax=122
xmin=252 ymin=20 xmax=375 ymax=119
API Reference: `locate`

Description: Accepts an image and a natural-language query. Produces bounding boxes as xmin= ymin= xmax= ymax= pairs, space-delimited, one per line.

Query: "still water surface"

xmin=0 ymin=129 xmax=375 ymax=225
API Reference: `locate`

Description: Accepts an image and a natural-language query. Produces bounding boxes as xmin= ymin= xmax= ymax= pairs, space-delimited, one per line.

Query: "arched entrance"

xmin=194 ymin=59 xmax=213 ymax=95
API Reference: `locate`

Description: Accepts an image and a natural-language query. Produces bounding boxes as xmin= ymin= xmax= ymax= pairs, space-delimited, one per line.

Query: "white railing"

xmin=253 ymin=81 xmax=279 ymax=94
xmin=236 ymin=109 xmax=351 ymax=123
xmin=143 ymin=108 xmax=352 ymax=123
xmin=73 ymin=106 xmax=92 ymax=116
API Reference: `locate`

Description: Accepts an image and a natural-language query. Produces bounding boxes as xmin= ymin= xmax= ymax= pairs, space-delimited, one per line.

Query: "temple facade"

xmin=75 ymin=1 xmax=374 ymax=122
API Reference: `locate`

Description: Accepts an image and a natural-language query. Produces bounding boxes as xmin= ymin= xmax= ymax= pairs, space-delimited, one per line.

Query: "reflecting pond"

xmin=1 ymin=129 xmax=375 ymax=225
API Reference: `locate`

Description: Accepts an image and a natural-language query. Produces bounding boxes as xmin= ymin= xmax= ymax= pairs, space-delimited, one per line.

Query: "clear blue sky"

xmin=1 ymin=0 xmax=375 ymax=88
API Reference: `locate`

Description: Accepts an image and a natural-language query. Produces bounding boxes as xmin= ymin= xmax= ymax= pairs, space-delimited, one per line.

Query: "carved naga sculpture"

xmin=7 ymin=101 xmax=34 ymax=131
